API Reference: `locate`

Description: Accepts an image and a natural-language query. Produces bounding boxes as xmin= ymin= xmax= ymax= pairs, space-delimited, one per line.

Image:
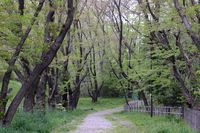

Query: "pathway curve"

xmin=71 ymin=107 xmax=123 ymax=133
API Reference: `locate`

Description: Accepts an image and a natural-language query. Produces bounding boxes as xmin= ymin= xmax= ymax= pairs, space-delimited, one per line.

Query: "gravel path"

xmin=72 ymin=107 xmax=123 ymax=133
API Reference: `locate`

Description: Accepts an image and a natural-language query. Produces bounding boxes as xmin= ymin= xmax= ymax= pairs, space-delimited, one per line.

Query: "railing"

xmin=124 ymin=100 xmax=183 ymax=117
xmin=124 ymin=100 xmax=200 ymax=131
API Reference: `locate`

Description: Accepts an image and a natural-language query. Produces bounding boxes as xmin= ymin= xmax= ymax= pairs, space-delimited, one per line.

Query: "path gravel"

xmin=72 ymin=107 xmax=123 ymax=133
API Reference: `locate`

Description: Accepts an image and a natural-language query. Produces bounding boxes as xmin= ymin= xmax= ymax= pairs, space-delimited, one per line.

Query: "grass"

xmin=0 ymin=97 xmax=124 ymax=133
xmin=109 ymin=111 xmax=197 ymax=133
xmin=0 ymin=109 xmax=85 ymax=133
xmin=106 ymin=115 xmax=136 ymax=133
xmin=77 ymin=97 xmax=125 ymax=111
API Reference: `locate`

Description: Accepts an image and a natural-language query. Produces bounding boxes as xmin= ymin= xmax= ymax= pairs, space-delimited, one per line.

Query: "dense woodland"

xmin=0 ymin=0 xmax=200 ymax=128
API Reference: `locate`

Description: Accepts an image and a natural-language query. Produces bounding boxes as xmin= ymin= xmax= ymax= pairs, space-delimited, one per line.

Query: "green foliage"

xmin=101 ymin=77 xmax=123 ymax=97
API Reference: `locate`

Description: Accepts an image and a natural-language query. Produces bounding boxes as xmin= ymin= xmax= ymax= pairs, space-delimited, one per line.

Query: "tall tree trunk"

xmin=170 ymin=56 xmax=195 ymax=108
xmin=67 ymin=20 xmax=90 ymax=109
xmin=48 ymin=66 xmax=59 ymax=109
xmin=174 ymin=0 xmax=200 ymax=50
xmin=113 ymin=0 xmax=149 ymax=106
xmin=139 ymin=90 xmax=149 ymax=106
xmin=69 ymin=85 xmax=81 ymax=109
xmin=2 ymin=0 xmax=74 ymax=126
xmin=0 ymin=0 xmax=45 ymax=122
xmin=62 ymin=32 xmax=72 ymax=109
xmin=174 ymin=31 xmax=195 ymax=78
xmin=23 ymin=77 xmax=40 ymax=112
xmin=36 ymin=71 xmax=48 ymax=110
xmin=68 ymin=67 xmax=82 ymax=109
xmin=88 ymin=46 xmax=102 ymax=103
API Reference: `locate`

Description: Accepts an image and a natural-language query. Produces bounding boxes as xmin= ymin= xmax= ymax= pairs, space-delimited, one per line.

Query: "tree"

xmin=0 ymin=0 xmax=45 ymax=122
xmin=1 ymin=0 xmax=75 ymax=126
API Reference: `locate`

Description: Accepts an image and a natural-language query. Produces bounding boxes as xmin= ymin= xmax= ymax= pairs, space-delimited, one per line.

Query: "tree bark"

xmin=88 ymin=46 xmax=103 ymax=102
xmin=18 ymin=0 xmax=24 ymax=15
xmin=62 ymin=32 xmax=72 ymax=109
xmin=2 ymin=0 xmax=74 ymax=126
xmin=170 ymin=56 xmax=195 ymax=108
xmin=36 ymin=71 xmax=47 ymax=110
xmin=48 ymin=66 xmax=59 ymax=109
xmin=23 ymin=77 xmax=40 ymax=112
xmin=174 ymin=0 xmax=200 ymax=50
xmin=174 ymin=31 xmax=195 ymax=78
xmin=0 ymin=0 xmax=45 ymax=121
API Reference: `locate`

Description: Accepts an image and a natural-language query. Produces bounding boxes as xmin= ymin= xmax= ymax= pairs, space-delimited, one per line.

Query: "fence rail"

xmin=124 ymin=101 xmax=183 ymax=117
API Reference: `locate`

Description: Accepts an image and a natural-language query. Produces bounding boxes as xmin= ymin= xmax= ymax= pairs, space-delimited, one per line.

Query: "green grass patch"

xmin=0 ymin=97 xmax=124 ymax=133
xmin=111 ymin=111 xmax=196 ymax=133
xmin=77 ymin=97 xmax=125 ymax=111
xmin=0 ymin=109 xmax=86 ymax=133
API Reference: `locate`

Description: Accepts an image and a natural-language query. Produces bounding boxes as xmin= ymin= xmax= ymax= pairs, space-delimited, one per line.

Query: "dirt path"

xmin=71 ymin=107 xmax=123 ymax=133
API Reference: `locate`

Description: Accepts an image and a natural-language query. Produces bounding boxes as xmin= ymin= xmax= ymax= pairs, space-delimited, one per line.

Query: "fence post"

xmin=181 ymin=107 xmax=184 ymax=118
xmin=150 ymin=94 xmax=153 ymax=117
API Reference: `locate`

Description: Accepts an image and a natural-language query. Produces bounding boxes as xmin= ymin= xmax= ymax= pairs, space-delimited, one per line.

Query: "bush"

xmin=101 ymin=78 xmax=123 ymax=97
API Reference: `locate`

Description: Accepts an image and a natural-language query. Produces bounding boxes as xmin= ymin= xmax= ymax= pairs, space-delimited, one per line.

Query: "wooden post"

xmin=150 ymin=93 xmax=153 ymax=117
xmin=181 ymin=107 xmax=184 ymax=118
xmin=67 ymin=90 xmax=69 ymax=110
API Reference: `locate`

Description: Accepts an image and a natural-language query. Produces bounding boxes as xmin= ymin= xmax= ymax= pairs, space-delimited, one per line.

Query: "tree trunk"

xmin=2 ymin=0 xmax=74 ymax=126
xmin=68 ymin=87 xmax=81 ymax=109
xmin=174 ymin=32 xmax=195 ymax=78
xmin=139 ymin=90 xmax=149 ymax=106
xmin=36 ymin=71 xmax=47 ymax=110
xmin=169 ymin=56 xmax=195 ymax=108
xmin=23 ymin=77 xmax=40 ymax=112
xmin=48 ymin=67 xmax=59 ymax=109
xmin=92 ymin=96 xmax=98 ymax=103
xmin=0 ymin=0 xmax=45 ymax=121
xmin=68 ymin=73 xmax=82 ymax=109
xmin=174 ymin=0 xmax=200 ymax=50
xmin=88 ymin=46 xmax=102 ymax=103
